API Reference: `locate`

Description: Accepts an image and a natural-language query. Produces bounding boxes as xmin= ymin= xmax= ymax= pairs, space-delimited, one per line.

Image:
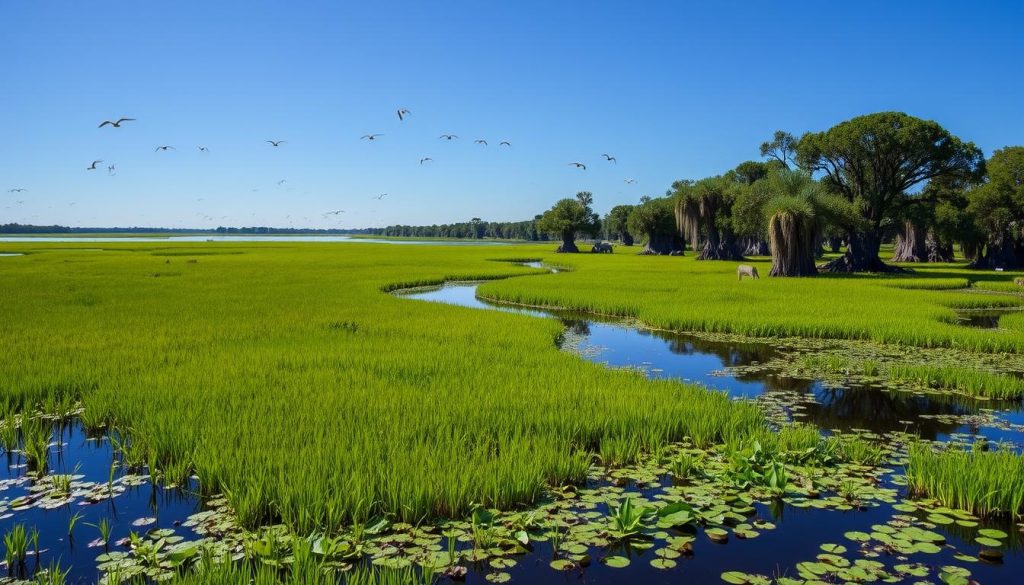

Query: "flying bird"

xmin=439 ymin=134 xmax=458 ymax=141
xmin=419 ymin=157 xmax=433 ymax=165
xmin=198 ymin=145 xmax=209 ymax=152
xmin=107 ymin=164 xmax=116 ymax=175
xmin=474 ymin=139 xmax=488 ymax=146
xmin=602 ymin=154 xmax=617 ymax=163
xmin=568 ymin=162 xmax=587 ymax=170
xmin=87 ymin=160 xmax=103 ymax=170
xmin=323 ymin=209 xmax=345 ymax=217
xmin=373 ymin=193 xmax=387 ymax=200
xmin=15 ymin=200 xmax=24 ymax=204
xmin=8 ymin=188 xmax=26 ymax=193
xmin=361 ymin=134 xmax=383 ymax=141
xmin=499 ymin=141 xmax=511 ymax=147
xmin=277 ymin=179 xmax=287 ymax=186
xmin=624 ymin=178 xmax=638 ymax=184
xmin=396 ymin=108 xmax=411 ymax=121
xmin=98 ymin=117 xmax=135 ymax=128
xmin=154 ymin=145 xmax=175 ymax=152
xmin=266 ymin=140 xmax=286 ymax=147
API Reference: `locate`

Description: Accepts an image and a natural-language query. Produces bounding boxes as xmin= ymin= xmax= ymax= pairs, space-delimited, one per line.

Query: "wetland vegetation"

xmin=2 ymin=240 xmax=1024 ymax=584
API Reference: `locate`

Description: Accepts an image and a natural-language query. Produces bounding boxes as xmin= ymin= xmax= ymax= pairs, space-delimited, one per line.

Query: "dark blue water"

xmin=0 ymin=422 xmax=203 ymax=584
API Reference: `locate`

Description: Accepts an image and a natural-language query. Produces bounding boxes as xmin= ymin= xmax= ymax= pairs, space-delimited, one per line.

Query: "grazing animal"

xmin=737 ymin=264 xmax=760 ymax=280
xmin=98 ymin=117 xmax=135 ymax=128
xmin=591 ymin=241 xmax=613 ymax=254
xmin=1014 ymin=277 xmax=1024 ymax=287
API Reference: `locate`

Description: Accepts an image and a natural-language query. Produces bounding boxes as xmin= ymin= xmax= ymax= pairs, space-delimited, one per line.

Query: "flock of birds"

xmin=6 ymin=107 xmax=640 ymax=225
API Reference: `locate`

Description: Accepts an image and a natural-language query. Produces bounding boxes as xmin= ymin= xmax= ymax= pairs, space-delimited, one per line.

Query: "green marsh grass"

xmin=478 ymin=254 xmax=1024 ymax=352
xmin=907 ymin=443 xmax=1024 ymax=517
xmin=0 ymin=242 xmax=761 ymax=533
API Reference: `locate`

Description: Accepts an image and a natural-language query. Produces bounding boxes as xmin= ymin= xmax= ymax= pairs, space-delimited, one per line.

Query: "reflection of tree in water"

xmin=788 ymin=384 xmax=966 ymax=440
xmin=645 ymin=330 xmax=777 ymax=366
xmin=560 ymin=319 xmax=591 ymax=336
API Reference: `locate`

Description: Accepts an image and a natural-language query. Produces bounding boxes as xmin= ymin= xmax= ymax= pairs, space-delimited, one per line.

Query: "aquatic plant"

xmin=906 ymin=442 xmax=1024 ymax=517
xmin=3 ymin=524 xmax=29 ymax=573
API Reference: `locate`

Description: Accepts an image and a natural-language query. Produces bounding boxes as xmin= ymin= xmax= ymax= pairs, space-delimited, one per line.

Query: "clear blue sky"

xmin=2 ymin=0 xmax=1022 ymax=229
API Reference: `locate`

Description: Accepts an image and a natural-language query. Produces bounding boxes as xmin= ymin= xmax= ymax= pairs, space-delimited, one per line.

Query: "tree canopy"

xmin=536 ymin=191 xmax=601 ymax=253
xmin=968 ymin=146 xmax=1024 ymax=268
xmin=796 ymin=111 xmax=984 ymax=272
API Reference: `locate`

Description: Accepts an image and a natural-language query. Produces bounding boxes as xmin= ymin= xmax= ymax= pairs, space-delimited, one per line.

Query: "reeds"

xmin=906 ymin=442 xmax=1024 ymax=517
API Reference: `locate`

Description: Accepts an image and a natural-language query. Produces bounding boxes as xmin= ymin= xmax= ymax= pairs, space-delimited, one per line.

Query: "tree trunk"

xmin=970 ymin=234 xmax=1024 ymax=269
xmin=619 ymin=230 xmax=634 ymax=246
xmin=891 ymin=221 xmax=928 ymax=262
xmin=962 ymin=242 xmax=981 ymax=262
xmin=828 ymin=237 xmax=842 ymax=253
xmin=696 ymin=228 xmax=744 ymax=260
xmin=768 ymin=211 xmax=817 ymax=277
xmin=555 ymin=230 xmax=579 ymax=253
xmin=821 ymin=231 xmax=899 ymax=273
xmin=925 ymin=230 xmax=954 ymax=263
xmin=639 ymin=232 xmax=682 ymax=255
xmin=742 ymin=237 xmax=769 ymax=256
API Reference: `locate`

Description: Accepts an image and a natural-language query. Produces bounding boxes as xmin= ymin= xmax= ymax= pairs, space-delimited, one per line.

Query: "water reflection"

xmin=399 ymin=281 xmax=1024 ymax=443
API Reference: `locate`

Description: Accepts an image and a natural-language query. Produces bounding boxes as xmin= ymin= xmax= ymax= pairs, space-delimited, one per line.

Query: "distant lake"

xmin=0 ymin=235 xmax=513 ymax=245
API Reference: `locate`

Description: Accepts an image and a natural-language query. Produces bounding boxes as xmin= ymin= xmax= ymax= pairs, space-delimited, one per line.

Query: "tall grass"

xmin=478 ymin=254 xmax=1024 ymax=352
xmin=0 ymin=242 xmax=762 ymax=533
xmin=906 ymin=443 xmax=1024 ymax=517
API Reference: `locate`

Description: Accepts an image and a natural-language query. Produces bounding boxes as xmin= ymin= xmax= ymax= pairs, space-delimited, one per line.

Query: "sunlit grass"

xmin=907 ymin=443 xmax=1024 ymax=517
xmin=0 ymin=242 xmax=762 ymax=533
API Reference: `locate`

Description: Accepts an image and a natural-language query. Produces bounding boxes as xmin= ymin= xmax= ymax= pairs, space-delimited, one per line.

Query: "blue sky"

xmin=1 ymin=0 xmax=1022 ymax=229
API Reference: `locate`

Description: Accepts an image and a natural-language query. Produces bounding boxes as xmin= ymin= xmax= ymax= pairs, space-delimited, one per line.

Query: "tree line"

xmin=537 ymin=111 xmax=1023 ymax=275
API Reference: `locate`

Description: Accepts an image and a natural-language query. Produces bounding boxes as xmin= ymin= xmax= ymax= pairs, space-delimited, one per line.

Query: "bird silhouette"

xmin=374 ymin=193 xmax=387 ymax=200
xmin=624 ymin=178 xmax=638 ymax=184
xmin=361 ymin=134 xmax=383 ymax=141
xmin=15 ymin=200 xmax=24 ymax=204
xmin=8 ymin=188 xmax=26 ymax=193
xmin=266 ymin=140 xmax=286 ymax=147
xmin=87 ymin=160 xmax=103 ymax=170
xmin=499 ymin=141 xmax=511 ymax=147
xmin=323 ymin=210 xmax=345 ymax=217
xmin=277 ymin=179 xmax=287 ymax=186
xmin=439 ymin=134 xmax=458 ymax=141
xmin=397 ymin=108 xmax=411 ymax=121
xmin=98 ymin=117 xmax=135 ymax=128
xmin=568 ymin=162 xmax=586 ymax=170
xmin=107 ymin=164 xmax=116 ymax=176
xmin=474 ymin=139 xmax=488 ymax=146
xmin=420 ymin=157 xmax=433 ymax=165
xmin=154 ymin=145 xmax=175 ymax=152
xmin=602 ymin=154 xmax=617 ymax=163
xmin=198 ymin=145 xmax=209 ymax=152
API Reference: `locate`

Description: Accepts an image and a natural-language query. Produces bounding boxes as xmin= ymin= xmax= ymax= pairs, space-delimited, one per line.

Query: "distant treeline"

xmin=1 ymin=223 xmax=353 ymax=235
xmin=364 ymin=218 xmax=552 ymax=241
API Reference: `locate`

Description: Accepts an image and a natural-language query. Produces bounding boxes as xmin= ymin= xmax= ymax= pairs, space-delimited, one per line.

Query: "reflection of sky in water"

xmin=401 ymin=281 xmax=1024 ymax=446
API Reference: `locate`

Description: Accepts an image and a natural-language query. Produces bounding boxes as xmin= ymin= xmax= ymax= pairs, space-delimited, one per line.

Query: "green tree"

xmin=968 ymin=146 xmax=1024 ymax=269
xmin=604 ymin=204 xmax=635 ymax=245
xmin=760 ymin=130 xmax=799 ymax=169
xmin=627 ymin=196 xmax=679 ymax=255
xmin=796 ymin=112 xmax=984 ymax=272
xmin=673 ymin=176 xmax=744 ymax=260
xmin=536 ymin=191 xmax=601 ymax=253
